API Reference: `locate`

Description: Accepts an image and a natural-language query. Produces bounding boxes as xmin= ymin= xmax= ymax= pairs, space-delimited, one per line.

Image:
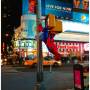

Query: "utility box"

xmin=73 ymin=63 xmax=89 ymax=90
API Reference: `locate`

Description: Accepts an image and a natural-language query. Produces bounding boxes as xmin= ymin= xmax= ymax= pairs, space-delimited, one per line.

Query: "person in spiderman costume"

xmin=37 ymin=24 xmax=61 ymax=61
xmin=46 ymin=31 xmax=61 ymax=61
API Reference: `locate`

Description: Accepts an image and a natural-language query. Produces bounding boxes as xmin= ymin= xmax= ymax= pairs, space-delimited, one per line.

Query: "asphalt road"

xmin=1 ymin=65 xmax=74 ymax=90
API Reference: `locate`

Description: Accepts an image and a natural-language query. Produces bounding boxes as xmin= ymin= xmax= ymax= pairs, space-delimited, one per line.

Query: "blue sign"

xmin=41 ymin=0 xmax=73 ymax=20
xmin=22 ymin=0 xmax=89 ymax=24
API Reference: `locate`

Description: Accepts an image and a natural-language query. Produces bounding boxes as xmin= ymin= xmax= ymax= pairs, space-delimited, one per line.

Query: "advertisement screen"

xmin=41 ymin=0 xmax=73 ymax=20
xmin=73 ymin=0 xmax=89 ymax=11
xmin=22 ymin=0 xmax=28 ymax=14
xmin=73 ymin=0 xmax=89 ymax=24
xmin=22 ymin=0 xmax=36 ymax=14
xmin=73 ymin=12 xmax=89 ymax=24
xmin=22 ymin=0 xmax=89 ymax=24
xmin=28 ymin=0 xmax=36 ymax=13
xmin=26 ymin=19 xmax=36 ymax=39
xmin=22 ymin=14 xmax=45 ymax=39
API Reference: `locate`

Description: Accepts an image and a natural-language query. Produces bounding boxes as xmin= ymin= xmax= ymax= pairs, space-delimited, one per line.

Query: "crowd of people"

xmin=1 ymin=51 xmax=25 ymax=65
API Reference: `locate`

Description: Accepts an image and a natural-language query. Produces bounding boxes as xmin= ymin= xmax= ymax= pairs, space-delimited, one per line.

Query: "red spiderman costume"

xmin=37 ymin=24 xmax=61 ymax=61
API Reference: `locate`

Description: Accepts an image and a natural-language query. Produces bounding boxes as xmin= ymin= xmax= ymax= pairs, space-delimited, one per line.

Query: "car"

xmin=43 ymin=56 xmax=62 ymax=66
xmin=24 ymin=54 xmax=37 ymax=66
xmin=1 ymin=55 xmax=8 ymax=65
xmin=24 ymin=55 xmax=62 ymax=67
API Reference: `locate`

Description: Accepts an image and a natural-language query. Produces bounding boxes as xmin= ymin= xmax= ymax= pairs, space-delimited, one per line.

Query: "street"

xmin=1 ymin=65 xmax=74 ymax=90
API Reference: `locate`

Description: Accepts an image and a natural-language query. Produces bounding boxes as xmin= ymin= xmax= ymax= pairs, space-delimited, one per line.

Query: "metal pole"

xmin=36 ymin=0 xmax=43 ymax=86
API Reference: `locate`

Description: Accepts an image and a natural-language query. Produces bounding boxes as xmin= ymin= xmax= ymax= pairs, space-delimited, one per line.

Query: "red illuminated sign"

xmin=57 ymin=45 xmax=79 ymax=49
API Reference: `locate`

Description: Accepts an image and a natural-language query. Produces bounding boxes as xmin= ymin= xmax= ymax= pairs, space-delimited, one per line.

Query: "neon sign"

xmin=14 ymin=40 xmax=36 ymax=48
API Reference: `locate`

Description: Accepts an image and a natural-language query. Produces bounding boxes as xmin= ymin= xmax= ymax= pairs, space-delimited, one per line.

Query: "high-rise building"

xmin=1 ymin=0 xmax=22 ymax=49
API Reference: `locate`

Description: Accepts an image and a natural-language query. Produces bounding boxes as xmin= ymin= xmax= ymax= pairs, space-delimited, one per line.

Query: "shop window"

xmin=21 ymin=42 xmax=25 ymax=47
xmin=28 ymin=42 xmax=32 ymax=47
xmin=26 ymin=42 xmax=29 ymax=47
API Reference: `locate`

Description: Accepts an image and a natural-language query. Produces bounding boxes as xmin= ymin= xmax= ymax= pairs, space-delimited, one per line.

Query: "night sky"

xmin=1 ymin=0 xmax=22 ymax=46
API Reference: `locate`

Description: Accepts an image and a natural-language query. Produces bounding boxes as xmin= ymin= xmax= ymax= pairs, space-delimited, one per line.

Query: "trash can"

xmin=73 ymin=63 xmax=89 ymax=90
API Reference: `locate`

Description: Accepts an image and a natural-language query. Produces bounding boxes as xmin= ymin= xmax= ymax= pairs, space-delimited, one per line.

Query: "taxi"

xmin=43 ymin=56 xmax=62 ymax=66
xmin=24 ymin=55 xmax=62 ymax=67
xmin=24 ymin=54 xmax=37 ymax=66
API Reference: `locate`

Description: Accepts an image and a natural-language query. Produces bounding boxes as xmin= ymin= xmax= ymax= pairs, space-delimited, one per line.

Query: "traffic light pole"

xmin=35 ymin=0 xmax=44 ymax=90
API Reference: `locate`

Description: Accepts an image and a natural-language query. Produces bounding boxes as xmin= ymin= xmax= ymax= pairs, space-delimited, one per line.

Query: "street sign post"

xmin=35 ymin=0 xmax=44 ymax=90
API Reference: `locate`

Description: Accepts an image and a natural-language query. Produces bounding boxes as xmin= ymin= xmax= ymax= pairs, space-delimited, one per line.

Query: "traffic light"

xmin=53 ymin=19 xmax=62 ymax=32
xmin=46 ymin=14 xmax=62 ymax=32
xmin=46 ymin=14 xmax=56 ymax=29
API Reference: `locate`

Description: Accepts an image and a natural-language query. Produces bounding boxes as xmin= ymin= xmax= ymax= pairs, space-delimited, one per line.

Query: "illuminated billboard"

xmin=28 ymin=0 xmax=36 ymax=13
xmin=22 ymin=0 xmax=89 ymax=24
xmin=14 ymin=40 xmax=37 ymax=49
xmin=41 ymin=0 xmax=73 ymax=20
xmin=73 ymin=12 xmax=89 ymax=24
xmin=73 ymin=0 xmax=89 ymax=24
xmin=73 ymin=0 xmax=89 ymax=11
xmin=22 ymin=0 xmax=28 ymax=14
xmin=21 ymin=14 xmax=45 ymax=39
xmin=21 ymin=15 xmax=36 ymax=39
xmin=22 ymin=0 xmax=36 ymax=14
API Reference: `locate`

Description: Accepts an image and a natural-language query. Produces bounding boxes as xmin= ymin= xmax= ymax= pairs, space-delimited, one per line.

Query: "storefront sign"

xmin=57 ymin=45 xmax=78 ymax=49
xmin=14 ymin=40 xmax=37 ymax=49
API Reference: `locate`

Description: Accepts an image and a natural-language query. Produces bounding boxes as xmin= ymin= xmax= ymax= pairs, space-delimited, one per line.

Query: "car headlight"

xmin=57 ymin=61 xmax=62 ymax=64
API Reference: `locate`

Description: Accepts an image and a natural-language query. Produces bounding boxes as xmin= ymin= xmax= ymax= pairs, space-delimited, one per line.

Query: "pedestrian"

xmin=19 ymin=56 xmax=23 ymax=65
xmin=12 ymin=52 xmax=17 ymax=65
